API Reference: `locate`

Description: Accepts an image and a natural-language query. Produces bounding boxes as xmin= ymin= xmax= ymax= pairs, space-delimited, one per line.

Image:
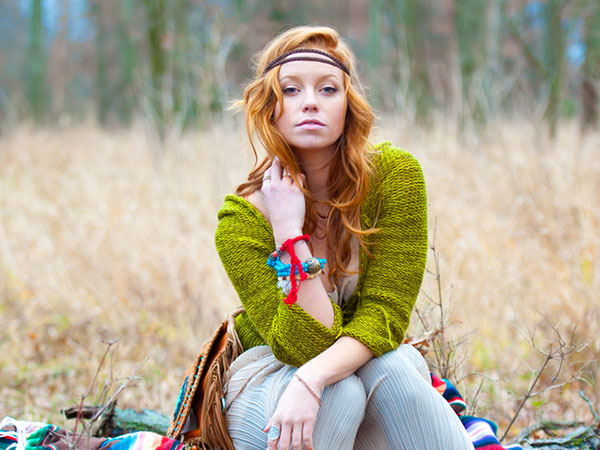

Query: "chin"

xmin=290 ymin=139 xmax=338 ymax=153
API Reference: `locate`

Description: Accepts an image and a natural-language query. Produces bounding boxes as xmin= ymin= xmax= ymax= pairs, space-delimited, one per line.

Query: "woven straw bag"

xmin=167 ymin=307 xmax=245 ymax=450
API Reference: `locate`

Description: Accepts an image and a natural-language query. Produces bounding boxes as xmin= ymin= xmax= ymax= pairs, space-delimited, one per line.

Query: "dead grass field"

xmin=0 ymin=120 xmax=598 ymax=439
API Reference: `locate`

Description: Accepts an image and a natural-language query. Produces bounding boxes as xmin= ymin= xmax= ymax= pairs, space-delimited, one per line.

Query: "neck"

xmin=294 ymin=144 xmax=336 ymax=200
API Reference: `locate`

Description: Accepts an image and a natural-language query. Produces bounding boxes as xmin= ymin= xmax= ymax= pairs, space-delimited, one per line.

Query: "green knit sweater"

xmin=215 ymin=142 xmax=428 ymax=367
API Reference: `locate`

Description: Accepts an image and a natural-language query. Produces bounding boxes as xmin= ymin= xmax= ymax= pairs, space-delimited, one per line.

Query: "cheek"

xmin=273 ymin=111 xmax=285 ymax=133
xmin=333 ymin=100 xmax=347 ymax=133
xmin=273 ymin=100 xmax=290 ymax=130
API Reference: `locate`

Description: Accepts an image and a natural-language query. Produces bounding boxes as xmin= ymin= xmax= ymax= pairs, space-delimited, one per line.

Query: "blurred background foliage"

xmin=0 ymin=0 xmax=598 ymax=137
xmin=1 ymin=1 xmax=599 ymax=432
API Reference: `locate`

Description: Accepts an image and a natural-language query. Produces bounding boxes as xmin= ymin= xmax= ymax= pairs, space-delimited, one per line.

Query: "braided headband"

xmin=262 ymin=48 xmax=351 ymax=77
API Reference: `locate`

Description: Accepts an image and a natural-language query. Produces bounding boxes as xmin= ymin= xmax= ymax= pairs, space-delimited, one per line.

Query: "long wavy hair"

xmin=234 ymin=25 xmax=377 ymax=283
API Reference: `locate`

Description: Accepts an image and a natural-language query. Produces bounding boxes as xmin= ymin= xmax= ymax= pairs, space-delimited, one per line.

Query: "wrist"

xmin=296 ymin=366 xmax=327 ymax=394
xmin=273 ymin=228 xmax=304 ymax=246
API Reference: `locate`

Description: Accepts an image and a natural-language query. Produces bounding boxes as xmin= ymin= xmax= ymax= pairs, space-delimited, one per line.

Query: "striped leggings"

xmin=226 ymin=345 xmax=474 ymax=450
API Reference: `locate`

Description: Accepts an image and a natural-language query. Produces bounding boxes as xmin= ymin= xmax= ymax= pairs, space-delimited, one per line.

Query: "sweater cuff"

xmin=270 ymin=300 xmax=343 ymax=367
xmin=341 ymin=310 xmax=402 ymax=357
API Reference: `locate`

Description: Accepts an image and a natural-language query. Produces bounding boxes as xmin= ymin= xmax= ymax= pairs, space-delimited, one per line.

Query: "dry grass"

xmin=1 ymin=120 xmax=598 ymax=439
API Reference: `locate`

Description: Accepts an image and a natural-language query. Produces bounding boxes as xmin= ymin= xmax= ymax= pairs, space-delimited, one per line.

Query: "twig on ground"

xmin=465 ymin=374 xmax=486 ymax=417
xmin=411 ymin=218 xmax=483 ymax=414
xmin=498 ymin=317 xmax=591 ymax=443
xmin=70 ymin=339 xmax=118 ymax=440
xmin=579 ymin=390 xmax=599 ymax=423
xmin=60 ymin=339 xmax=148 ymax=450
xmin=420 ymin=220 xmax=460 ymax=380
xmin=515 ymin=419 xmax=585 ymax=443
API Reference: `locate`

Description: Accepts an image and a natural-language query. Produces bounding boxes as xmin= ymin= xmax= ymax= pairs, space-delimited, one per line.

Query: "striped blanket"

xmin=0 ymin=418 xmax=183 ymax=450
xmin=1 ymin=374 xmax=522 ymax=450
xmin=432 ymin=374 xmax=522 ymax=450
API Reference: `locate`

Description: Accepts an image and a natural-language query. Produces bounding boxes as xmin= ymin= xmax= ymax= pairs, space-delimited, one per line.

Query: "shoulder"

xmin=244 ymin=191 xmax=270 ymax=223
xmin=370 ymin=142 xmax=424 ymax=180
xmin=367 ymin=142 xmax=426 ymax=198
xmin=216 ymin=194 xmax=271 ymax=232
xmin=215 ymin=194 xmax=273 ymax=256
xmin=361 ymin=142 xmax=427 ymax=227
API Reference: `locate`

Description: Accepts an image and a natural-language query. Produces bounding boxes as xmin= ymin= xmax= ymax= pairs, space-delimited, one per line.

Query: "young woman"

xmin=215 ymin=25 xmax=474 ymax=450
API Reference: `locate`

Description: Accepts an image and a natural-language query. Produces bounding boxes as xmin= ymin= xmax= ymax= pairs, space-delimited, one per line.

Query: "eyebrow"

xmin=279 ymin=73 xmax=342 ymax=84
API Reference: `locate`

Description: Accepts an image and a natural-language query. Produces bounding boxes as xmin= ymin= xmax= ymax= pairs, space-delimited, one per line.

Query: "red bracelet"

xmin=280 ymin=234 xmax=310 ymax=305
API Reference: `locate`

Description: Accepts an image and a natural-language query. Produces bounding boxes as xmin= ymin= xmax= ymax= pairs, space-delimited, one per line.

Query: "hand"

xmin=261 ymin=157 xmax=306 ymax=242
xmin=264 ymin=373 xmax=322 ymax=450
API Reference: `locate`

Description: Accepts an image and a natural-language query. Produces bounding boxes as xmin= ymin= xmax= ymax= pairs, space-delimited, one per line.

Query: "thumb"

xmin=298 ymin=173 xmax=307 ymax=187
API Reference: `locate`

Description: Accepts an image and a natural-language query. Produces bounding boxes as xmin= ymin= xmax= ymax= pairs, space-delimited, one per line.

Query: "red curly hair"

xmin=234 ymin=25 xmax=377 ymax=283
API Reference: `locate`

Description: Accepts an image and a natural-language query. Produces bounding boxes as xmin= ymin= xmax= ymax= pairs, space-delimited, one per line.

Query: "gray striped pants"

xmin=226 ymin=345 xmax=474 ymax=449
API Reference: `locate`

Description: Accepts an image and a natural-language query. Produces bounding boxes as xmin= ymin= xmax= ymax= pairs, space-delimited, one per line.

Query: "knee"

xmin=359 ymin=348 xmax=432 ymax=404
xmin=363 ymin=345 xmax=430 ymax=381
xmin=397 ymin=344 xmax=430 ymax=381
xmin=319 ymin=374 xmax=366 ymax=425
xmin=312 ymin=375 xmax=365 ymax=448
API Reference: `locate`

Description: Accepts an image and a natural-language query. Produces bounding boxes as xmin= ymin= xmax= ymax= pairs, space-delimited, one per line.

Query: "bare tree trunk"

xmin=171 ymin=0 xmax=193 ymax=129
xmin=504 ymin=0 xmax=566 ymax=138
xmin=456 ymin=0 xmax=488 ymax=126
xmin=117 ymin=0 xmax=136 ymax=125
xmin=144 ymin=0 xmax=167 ymax=139
xmin=387 ymin=0 xmax=432 ymax=122
xmin=543 ymin=0 xmax=566 ymax=137
xmin=90 ymin=0 xmax=110 ymax=126
xmin=368 ymin=0 xmax=383 ymax=70
xmin=26 ymin=0 xmax=48 ymax=123
xmin=581 ymin=2 xmax=599 ymax=130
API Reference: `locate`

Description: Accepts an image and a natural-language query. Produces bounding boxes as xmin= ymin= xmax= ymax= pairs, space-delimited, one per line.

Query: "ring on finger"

xmin=263 ymin=174 xmax=272 ymax=181
xmin=267 ymin=425 xmax=280 ymax=440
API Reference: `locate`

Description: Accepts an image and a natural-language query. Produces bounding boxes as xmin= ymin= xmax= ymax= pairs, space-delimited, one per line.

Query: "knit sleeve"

xmin=341 ymin=144 xmax=428 ymax=357
xmin=215 ymin=196 xmax=343 ymax=367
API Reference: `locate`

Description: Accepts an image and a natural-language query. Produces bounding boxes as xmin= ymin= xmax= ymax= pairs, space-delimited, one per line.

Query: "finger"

xmin=303 ymin=420 xmax=315 ymax=450
xmin=265 ymin=423 xmax=278 ymax=450
xmin=281 ymin=168 xmax=294 ymax=185
xmin=271 ymin=156 xmax=282 ymax=181
xmin=263 ymin=422 xmax=279 ymax=450
xmin=291 ymin=422 xmax=303 ymax=450
xmin=262 ymin=168 xmax=272 ymax=184
xmin=295 ymin=173 xmax=306 ymax=188
xmin=278 ymin=423 xmax=292 ymax=450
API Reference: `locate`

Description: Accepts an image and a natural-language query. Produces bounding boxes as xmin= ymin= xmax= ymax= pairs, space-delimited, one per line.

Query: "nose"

xmin=302 ymin=90 xmax=319 ymax=112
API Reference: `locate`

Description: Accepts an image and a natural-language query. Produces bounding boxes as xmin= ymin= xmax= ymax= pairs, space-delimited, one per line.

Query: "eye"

xmin=321 ymin=86 xmax=338 ymax=94
xmin=282 ymin=86 xmax=299 ymax=94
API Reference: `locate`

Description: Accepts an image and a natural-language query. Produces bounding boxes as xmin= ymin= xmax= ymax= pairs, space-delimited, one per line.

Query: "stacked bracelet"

xmin=268 ymin=255 xmax=327 ymax=277
xmin=266 ymin=235 xmax=327 ymax=306
xmin=277 ymin=267 xmax=324 ymax=295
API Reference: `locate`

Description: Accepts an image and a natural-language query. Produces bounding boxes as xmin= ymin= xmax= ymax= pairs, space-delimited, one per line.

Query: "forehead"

xmin=277 ymin=57 xmax=344 ymax=81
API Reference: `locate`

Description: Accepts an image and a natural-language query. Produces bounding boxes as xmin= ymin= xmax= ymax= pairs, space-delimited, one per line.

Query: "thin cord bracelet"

xmin=294 ymin=373 xmax=322 ymax=407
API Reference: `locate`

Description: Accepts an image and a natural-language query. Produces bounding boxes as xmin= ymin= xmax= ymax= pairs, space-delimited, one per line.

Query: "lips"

xmin=297 ymin=119 xmax=325 ymax=127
